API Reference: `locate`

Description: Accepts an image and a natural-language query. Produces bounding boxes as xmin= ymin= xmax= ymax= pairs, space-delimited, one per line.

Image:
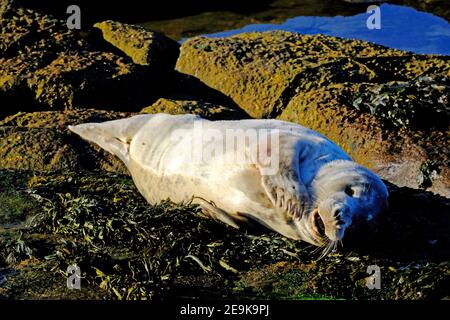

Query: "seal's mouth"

xmin=311 ymin=209 xmax=326 ymax=238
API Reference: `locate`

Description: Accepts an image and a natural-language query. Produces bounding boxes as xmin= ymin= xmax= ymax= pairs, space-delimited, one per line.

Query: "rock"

xmin=94 ymin=20 xmax=180 ymax=69
xmin=176 ymin=31 xmax=450 ymax=196
xmin=1 ymin=51 xmax=143 ymax=112
xmin=141 ymin=98 xmax=249 ymax=120
xmin=1 ymin=51 xmax=149 ymax=112
xmin=0 ymin=0 xmax=91 ymax=111
xmin=0 ymin=0 xmax=86 ymax=58
xmin=160 ymin=71 xmax=250 ymax=114
xmin=0 ymin=2 xmax=159 ymax=113
xmin=278 ymin=84 xmax=450 ymax=197
xmin=0 ymin=110 xmax=135 ymax=173
xmin=0 ymin=52 xmax=46 ymax=111
xmin=26 ymin=51 xmax=148 ymax=110
xmin=176 ymin=31 xmax=409 ymax=119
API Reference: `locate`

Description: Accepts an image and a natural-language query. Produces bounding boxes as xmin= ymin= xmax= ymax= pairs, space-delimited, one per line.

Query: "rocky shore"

xmin=0 ymin=0 xmax=449 ymax=299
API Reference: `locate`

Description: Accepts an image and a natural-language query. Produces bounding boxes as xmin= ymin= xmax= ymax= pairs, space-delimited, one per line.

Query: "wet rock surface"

xmin=0 ymin=0 xmax=449 ymax=300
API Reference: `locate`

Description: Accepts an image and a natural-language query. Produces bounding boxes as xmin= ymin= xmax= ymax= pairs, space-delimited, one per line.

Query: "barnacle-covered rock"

xmin=351 ymin=76 xmax=450 ymax=131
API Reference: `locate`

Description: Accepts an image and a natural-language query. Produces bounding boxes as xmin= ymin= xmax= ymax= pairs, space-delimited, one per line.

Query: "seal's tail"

xmin=68 ymin=114 xmax=151 ymax=166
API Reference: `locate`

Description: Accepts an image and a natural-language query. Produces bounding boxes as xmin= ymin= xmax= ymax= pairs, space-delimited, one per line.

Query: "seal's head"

xmin=294 ymin=160 xmax=388 ymax=251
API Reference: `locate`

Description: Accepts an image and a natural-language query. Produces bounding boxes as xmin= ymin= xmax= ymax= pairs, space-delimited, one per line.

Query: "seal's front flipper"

xmin=251 ymin=134 xmax=310 ymax=219
xmin=68 ymin=115 xmax=151 ymax=166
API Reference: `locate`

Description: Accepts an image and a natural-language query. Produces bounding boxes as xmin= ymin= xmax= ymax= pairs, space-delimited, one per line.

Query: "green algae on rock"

xmin=94 ymin=20 xmax=180 ymax=69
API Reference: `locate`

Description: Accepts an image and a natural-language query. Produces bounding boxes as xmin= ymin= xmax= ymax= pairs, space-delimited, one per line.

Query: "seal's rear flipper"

xmin=68 ymin=115 xmax=151 ymax=165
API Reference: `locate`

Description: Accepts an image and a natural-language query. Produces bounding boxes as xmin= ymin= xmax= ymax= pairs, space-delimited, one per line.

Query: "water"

xmin=201 ymin=4 xmax=450 ymax=56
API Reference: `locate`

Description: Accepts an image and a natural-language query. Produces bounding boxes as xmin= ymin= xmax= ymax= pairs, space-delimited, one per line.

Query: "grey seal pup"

xmin=69 ymin=113 xmax=388 ymax=253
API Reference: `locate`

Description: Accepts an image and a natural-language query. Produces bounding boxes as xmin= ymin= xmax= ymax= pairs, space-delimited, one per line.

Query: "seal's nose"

xmin=332 ymin=208 xmax=341 ymax=218
xmin=319 ymin=206 xmax=348 ymax=241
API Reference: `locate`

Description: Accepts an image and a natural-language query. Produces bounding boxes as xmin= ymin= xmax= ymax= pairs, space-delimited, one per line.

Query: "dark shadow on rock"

xmin=158 ymin=71 xmax=252 ymax=119
xmin=63 ymin=130 xmax=130 ymax=174
xmin=344 ymin=181 xmax=450 ymax=262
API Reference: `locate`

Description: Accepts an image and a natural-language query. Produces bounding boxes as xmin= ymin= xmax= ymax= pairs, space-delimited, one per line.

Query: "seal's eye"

xmin=344 ymin=185 xmax=354 ymax=197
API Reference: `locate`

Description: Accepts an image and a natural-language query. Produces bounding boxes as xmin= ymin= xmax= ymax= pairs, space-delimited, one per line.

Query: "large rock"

xmin=27 ymin=51 xmax=148 ymax=110
xmin=0 ymin=0 xmax=86 ymax=57
xmin=0 ymin=0 xmax=89 ymax=111
xmin=176 ymin=31 xmax=411 ymax=119
xmin=94 ymin=20 xmax=180 ymax=69
xmin=1 ymin=50 xmax=149 ymax=112
xmin=0 ymin=1 xmax=162 ymax=113
xmin=176 ymin=31 xmax=450 ymax=197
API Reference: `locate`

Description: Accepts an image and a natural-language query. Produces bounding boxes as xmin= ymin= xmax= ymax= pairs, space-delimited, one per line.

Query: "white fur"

xmin=69 ymin=114 xmax=388 ymax=247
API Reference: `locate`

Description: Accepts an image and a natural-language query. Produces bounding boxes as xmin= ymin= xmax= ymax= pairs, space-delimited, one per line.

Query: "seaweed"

xmin=0 ymin=170 xmax=449 ymax=300
xmin=351 ymin=76 xmax=450 ymax=131
xmin=17 ymin=171 xmax=307 ymax=299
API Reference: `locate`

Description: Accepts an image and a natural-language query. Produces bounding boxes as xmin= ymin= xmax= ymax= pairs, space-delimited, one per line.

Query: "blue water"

xmin=201 ymin=4 xmax=450 ymax=56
